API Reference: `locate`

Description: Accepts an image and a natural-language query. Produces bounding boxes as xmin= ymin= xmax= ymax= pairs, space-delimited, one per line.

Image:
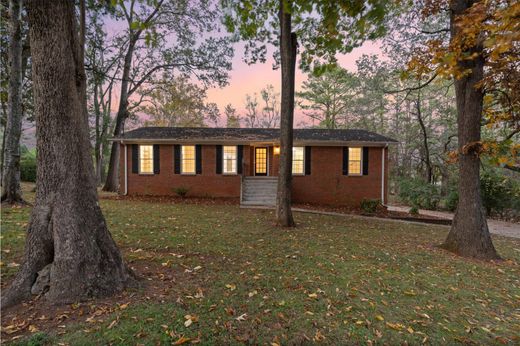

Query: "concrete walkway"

xmin=387 ymin=205 xmax=520 ymax=239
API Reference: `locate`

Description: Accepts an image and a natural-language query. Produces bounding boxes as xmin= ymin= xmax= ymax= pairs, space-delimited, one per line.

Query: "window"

xmin=349 ymin=147 xmax=362 ymax=175
xmin=181 ymin=145 xmax=196 ymax=174
xmin=223 ymin=146 xmax=237 ymax=174
xmin=139 ymin=145 xmax=154 ymax=174
xmin=292 ymin=147 xmax=304 ymax=175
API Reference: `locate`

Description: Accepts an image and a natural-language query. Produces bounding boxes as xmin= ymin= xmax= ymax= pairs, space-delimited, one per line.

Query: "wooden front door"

xmin=255 ymin=147 xmax=268 ymax=176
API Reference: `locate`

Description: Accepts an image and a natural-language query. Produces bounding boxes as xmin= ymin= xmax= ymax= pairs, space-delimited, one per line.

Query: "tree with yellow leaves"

xmin=409 ymin=0 xmax=519 ymax=259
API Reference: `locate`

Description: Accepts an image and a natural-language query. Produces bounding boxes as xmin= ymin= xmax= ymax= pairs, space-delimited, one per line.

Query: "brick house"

xmin=115 ymin=127 xmax=397 ymax=206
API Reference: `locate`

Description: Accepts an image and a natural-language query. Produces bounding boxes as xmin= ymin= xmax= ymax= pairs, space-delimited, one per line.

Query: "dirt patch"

xmin=0 ymin=259 xmax=204 ymax=343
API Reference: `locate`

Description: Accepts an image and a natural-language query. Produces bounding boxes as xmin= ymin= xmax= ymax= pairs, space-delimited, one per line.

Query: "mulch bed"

xmin=293 ymin=203 xmax=453 ymax=226
xmin=100 ymin=194 xmax=240 ymax=206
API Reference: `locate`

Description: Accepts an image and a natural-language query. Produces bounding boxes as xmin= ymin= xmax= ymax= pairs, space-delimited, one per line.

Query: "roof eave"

xmin=110 ymin=138 xmax=398 ymax=146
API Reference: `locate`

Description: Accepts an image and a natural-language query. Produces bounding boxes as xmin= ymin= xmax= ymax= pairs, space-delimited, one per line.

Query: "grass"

xmin=1 ymin=184 xmax=520 ymax=345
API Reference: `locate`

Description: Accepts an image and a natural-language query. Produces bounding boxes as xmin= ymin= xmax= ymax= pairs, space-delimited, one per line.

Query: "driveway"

xmin=387 ymin=205 xmax=520 ymax=239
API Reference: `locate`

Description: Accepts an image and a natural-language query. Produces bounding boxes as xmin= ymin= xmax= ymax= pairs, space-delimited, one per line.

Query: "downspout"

xmin=123 ymin=142 xmax=128 ymax=195
xmin=381 ymin=145 xmax=387 ymax=206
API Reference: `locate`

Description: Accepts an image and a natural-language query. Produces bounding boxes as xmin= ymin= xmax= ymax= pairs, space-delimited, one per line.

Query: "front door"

xmin=255 ymin=147 xmax=268 ymax=176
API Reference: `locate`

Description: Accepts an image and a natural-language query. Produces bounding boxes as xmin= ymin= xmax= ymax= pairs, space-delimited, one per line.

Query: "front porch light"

xmin=274 ymin=146 xmax=280 ymax=155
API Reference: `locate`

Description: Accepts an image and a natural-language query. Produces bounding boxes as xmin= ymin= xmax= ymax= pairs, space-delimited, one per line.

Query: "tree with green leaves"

xmin=141 ymin=76 xmax=220 ymax=127
xmin=297 ymin=67 xmax=358 ymax=129
xmin=223 ymin=0 xmax=395 ymax=226
xmin=102 ymin=0 xmax=234 ymax=192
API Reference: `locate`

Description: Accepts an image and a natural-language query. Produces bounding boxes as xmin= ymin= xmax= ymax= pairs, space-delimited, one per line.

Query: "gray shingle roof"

xmin=116 ymin=127 xmax=397 ymax=144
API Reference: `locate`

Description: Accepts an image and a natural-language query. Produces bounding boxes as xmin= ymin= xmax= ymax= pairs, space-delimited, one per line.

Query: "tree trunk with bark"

xmin=1 ymin=0 xmax=136 ymax=308
xmin=276 ymin=0 xmax=296 ymax=227
xmin=441 ymin=0 xmax=498 ymax=260
xmin=1 ymin=0 xmax=25 ymax=205
xmin=102 ymin=38 xmax=136 ymax=192
xmin=415 ymin=92 xmax=433 ymax=184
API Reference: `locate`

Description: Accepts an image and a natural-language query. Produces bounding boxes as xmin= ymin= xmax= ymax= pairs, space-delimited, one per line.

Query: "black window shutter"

xmin=132 ymin=144 xmax=139 ymax=174
xmin=195 ymin=145 xmax=202 ymax=174
xmin=237 ymin=145 xmax=243 ymax=174
xmin=305 ymin=146 xmax=311 ymax=175
xmin=216 ymin=145 xmax=223 ymax=174
xmin=342 ymin=147 xmax=349 ymax=175
xmin=174 ymin=145 xmax=181 ymax=174
xmin=363 ymin=147 xmax=369 ymax=175
xmin=153 ymin=145 xmax=160 ymax=174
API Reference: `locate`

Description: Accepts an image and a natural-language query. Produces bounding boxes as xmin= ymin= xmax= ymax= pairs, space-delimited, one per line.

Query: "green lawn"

xmin=1 ymin=187 xmax=520 ymax=345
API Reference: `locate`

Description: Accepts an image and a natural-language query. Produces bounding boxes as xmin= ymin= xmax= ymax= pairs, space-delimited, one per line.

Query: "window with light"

xmin=181 ymin=145 xmax=196 ymax=174
xmin=223 ymin=146 xmax=237 ymax=174
xmin=292 ymin=147 xmax=304 ymax=175
xmin=139 ymin=145 xmax=154 ymax=174
xmin=349 ymin=147 xmax=362 ymax=175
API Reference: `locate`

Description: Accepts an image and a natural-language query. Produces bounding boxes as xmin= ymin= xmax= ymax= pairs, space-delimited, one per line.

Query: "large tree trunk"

xmin=1 ymin=0 xmax=25 ymax=205
xmin=276 ymin=0 xmax=296 ymax=227
xmin=441 ymin=0 xmax=498 ymax=260
xmin=1 ymin=0 xmax=136 ymax=308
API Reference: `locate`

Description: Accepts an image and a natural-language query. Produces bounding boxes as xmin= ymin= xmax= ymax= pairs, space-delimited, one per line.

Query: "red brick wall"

xmin=291 ymin=146 xmax=388 ymax=206
xmin=120 ymin=144 xmax=247 ymax=198
xmin=119 ymin=144 xmax=389 ymax=206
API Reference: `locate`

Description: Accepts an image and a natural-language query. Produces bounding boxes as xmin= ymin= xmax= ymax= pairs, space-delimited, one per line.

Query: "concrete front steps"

xmin=241 ymin=176 xmax=277 ymax=206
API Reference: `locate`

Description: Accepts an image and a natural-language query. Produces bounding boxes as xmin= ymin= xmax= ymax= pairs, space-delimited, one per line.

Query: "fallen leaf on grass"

xmin=184 ymin=314 xmax=198 ymax=328
xmin=375 ymin=315 xmax=384 ymax=321
xmin=236 ymin=313 xmax=247 ymax=321
xmin=173 ymin=336 xmax=191 ymax=345
xmin=107 ymin=318 xmax=119 ymax=329
xmin=225 ymin=284 xmax=236 ymax=291
xmin=386 ymin=322 xmax=405 ymax=331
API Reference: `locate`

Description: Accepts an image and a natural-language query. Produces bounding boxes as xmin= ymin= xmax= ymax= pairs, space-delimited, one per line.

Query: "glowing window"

xmin=292 ymin=147 xmax=304 ymax=175
xmin=349 ymin=147 xmax=362 ymax=175
xmin=139 ymin=145 xmax=154 ymax=174
xmin=223 ymin=146 xmax=237 ymax=174
xmin=181 ymin=145 xmax=196 ymax=174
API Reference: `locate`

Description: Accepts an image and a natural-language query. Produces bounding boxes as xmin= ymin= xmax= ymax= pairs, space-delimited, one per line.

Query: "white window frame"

xmin=222 ymin=145 xmax=238 ymax=175
xmin=292 ymin=146 xmax=305 ymax=176
xmin=139 ymin=145 xmax=154 ymax=175
xmin=348 ymin=147 xmax=363 ymax=176
xmin=181 ymin=145 xmax=196 ymax=175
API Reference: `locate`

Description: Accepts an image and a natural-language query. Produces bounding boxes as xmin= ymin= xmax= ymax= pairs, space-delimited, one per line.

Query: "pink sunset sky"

xmin=206 ymin=40 xmax=383 ymax=126
xmin=101 ymin=13 xmax=385 ymax=127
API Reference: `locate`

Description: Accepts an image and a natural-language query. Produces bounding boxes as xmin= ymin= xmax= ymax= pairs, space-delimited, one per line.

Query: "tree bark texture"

xmin=1 ymin=0 xmax=136 ymax=308
xmin=276 ymin=0 xmax=296 ymax=227
xmin=1 ymin=0 xmax=25 ymax=204
xmin=441 ymin=0 xmax=498 ymax=260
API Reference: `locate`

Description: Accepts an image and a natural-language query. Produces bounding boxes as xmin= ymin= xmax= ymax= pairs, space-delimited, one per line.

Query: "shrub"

xmin=360 ymin=199 xmax=381 ymax=214
xmin=480 ymin=169 xmax=520 ymax=216
xmin=20 ymin=148 xmax=37 ymax=182
xmin=174 ymin=186 xmax=189 ymax=198
xmin=444 ymin=189 xmax=459 ymax=212
xmin=409 ymin=206 xmax=419 ymax=215
xmin=439 ymin=169 xmax=520 ymax=216
xmin=398 ymin=178 xmax=440 ymax=210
